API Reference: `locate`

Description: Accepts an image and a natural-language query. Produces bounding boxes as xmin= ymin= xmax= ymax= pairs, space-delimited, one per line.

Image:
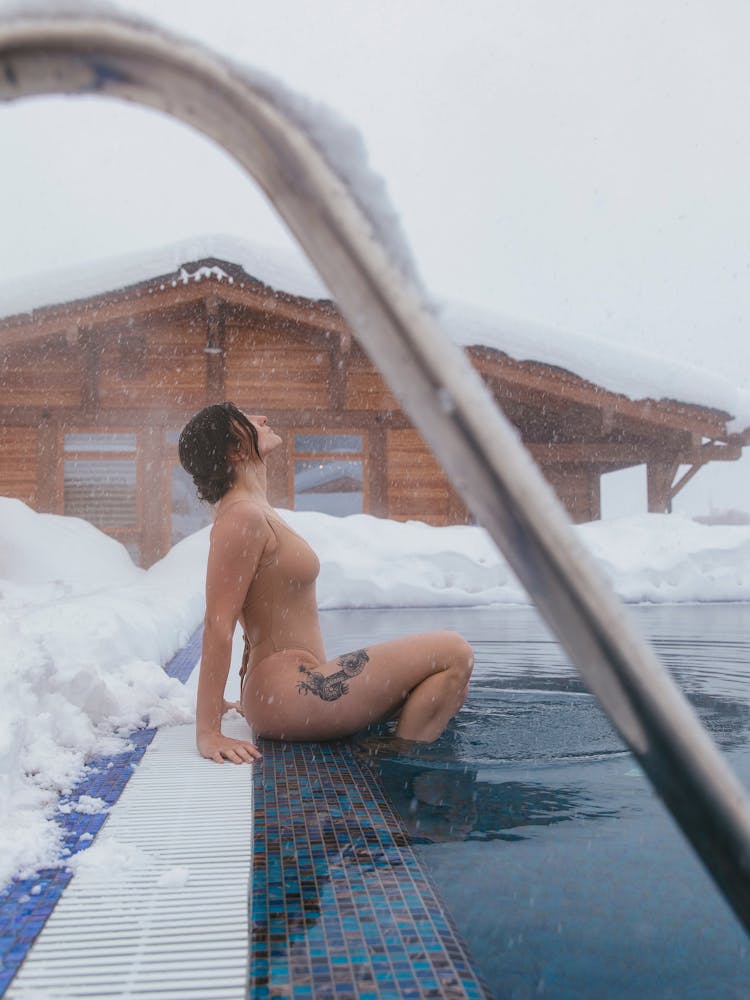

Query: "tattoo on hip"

xmin=297 ymin=649 xmax=370 ymax=701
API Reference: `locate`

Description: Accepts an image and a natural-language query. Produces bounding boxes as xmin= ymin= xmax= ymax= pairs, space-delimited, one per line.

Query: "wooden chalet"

xmin=0 ymin=250 xmax=746 ymax=566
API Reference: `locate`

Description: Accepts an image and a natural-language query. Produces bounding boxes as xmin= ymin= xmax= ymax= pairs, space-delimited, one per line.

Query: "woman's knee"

xmin=436 ymin=630 xmax=474 ymax=682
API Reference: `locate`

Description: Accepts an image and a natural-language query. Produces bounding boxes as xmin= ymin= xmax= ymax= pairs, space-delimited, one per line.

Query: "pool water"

xmin=321 ymin=603 xmax=750 ymax=1000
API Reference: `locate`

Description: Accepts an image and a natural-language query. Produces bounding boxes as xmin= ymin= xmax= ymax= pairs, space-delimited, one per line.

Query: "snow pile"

xmin=1 ymin=500 xmax=143 ymax=594
xmin=282 ymin=509 xmax=750 ymax=608
xmin=293 ymin=512 xmax=528 ymax=607
xmin=2 ymin=498 xmax=750 ymax=888
xmin=579 ymin=515 xmax=750 ymax=604
xmin=0 ymin=500 xmax=203 ymax=888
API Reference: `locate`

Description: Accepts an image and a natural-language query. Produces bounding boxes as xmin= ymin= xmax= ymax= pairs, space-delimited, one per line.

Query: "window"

xmin=170 ymin=463 xmax=212 ymax=544
xmin=292 ymin=433 xmax=365 ymax=516
xmin=166 ymin=430 xmax=213 ymax=545
xmin=63 ymin=432 xmax=138 ymax=530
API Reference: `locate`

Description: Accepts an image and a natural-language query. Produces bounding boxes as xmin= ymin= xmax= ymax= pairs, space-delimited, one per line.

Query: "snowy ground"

xmin=1 ymin=496 xmax=750 ymax=889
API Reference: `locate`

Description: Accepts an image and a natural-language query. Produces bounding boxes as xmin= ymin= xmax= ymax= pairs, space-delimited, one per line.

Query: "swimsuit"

xmin=238 ymin=512 xmax=323 ymax=694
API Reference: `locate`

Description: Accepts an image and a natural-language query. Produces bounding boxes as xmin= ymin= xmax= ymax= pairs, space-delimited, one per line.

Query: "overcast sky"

xmin=1 ymin=0 xmax=749 ymax=515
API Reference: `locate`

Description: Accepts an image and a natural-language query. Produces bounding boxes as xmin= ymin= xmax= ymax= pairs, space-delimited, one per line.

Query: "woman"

xmin=178 ymin=402 xmax=474 ymax=765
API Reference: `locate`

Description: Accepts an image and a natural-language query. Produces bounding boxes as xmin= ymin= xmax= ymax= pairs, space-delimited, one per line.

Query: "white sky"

xmin=1 ymin=0 xmax=749 ymax=516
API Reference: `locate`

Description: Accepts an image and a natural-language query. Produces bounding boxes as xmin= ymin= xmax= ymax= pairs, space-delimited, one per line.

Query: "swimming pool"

xmin=321 ymin=604 xmax=750 ymax=999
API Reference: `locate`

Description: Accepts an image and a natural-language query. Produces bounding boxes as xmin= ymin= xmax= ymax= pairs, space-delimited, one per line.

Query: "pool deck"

xmin=0 ymin=627 xmax=492 ymax=999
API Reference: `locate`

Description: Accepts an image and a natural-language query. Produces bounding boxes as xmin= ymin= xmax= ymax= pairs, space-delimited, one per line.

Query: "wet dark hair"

xmin=178 ymin=402 xmax=261 ymax=504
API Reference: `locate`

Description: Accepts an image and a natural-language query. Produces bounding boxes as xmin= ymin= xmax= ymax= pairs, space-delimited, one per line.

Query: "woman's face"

xmin=248 ymin=414 xmax=282 ymax=458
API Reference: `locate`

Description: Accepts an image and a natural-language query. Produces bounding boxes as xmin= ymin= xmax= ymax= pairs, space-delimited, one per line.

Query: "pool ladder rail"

xmin=1 ymin=2 xmax=750 ymax=934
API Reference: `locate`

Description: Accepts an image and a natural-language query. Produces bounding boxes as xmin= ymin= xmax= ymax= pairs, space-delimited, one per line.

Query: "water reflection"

xmin=355 ymin=681 xmax=750 ymax=847
xmin=359 ymin=755 xmax=620 ymax=843
xmin=689 ymin=693 xmax=750 ymax=754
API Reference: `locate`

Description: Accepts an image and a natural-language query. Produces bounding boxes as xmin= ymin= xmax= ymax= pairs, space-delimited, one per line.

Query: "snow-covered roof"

xmin=1 ymin=234 xmax=748 ymax=431
xmin=0 ymin=235 xmax=331 ymax=315
xmin=440 ymin=300 xmax=750 ymax=431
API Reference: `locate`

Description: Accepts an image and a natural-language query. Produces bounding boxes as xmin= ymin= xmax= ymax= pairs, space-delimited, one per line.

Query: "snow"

xmin=66 ymin=836 xmax=156 ymax=884
xmin=57 ymin=795 xmax=108 ymax=815
xmin=1 ymin=234 xmax=749 ymax=429
xmin=155 ymin=865 xmax=191 ymax=889
xmin=1 ymin=497 xmax=749 ymax=889
xmin=0 ymin=234 xmax=330 ymax=318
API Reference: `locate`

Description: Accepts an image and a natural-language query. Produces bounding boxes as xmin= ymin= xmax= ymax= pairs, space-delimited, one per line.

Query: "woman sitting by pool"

xmin=178 ymin=402 xmax=474 ymax=764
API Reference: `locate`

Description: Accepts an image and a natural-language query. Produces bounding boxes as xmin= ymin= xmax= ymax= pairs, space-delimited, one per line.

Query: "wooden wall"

xmin=98 ymin=322 xmax=207 ymax=410
xmin=2 ymin=341 xmax=83 ymax=409
xmin=387 ymin=429 xmax=453 ymax=526
xmin=0 ymin=426 xmax=39 ymax=507
xmin=225 ymin=323 xmax=332 ymax=409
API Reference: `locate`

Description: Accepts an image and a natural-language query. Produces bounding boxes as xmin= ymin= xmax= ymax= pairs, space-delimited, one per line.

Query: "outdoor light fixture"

xmin=203 ymin=332 xmax=223 ymax=356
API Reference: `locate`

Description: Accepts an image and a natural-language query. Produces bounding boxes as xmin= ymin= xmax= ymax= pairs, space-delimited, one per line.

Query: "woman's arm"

xmin=196 ymin=503 xmax=268 ymax=764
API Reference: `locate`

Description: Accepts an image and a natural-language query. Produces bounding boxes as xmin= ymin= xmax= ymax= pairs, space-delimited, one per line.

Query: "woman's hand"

xmin=222 ymin=698 xmax=243 ymax=716
xmin=197 ymin=731 xmax=262 ymax=765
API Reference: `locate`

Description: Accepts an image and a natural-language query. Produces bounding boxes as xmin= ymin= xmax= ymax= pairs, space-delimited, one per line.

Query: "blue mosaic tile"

xmin=0 ymin=627 xmax=202 ymax=996
xmin=250 ymin=739 xmax=493 ymax=1000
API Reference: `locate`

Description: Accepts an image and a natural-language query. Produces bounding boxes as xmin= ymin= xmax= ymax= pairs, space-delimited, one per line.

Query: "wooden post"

xmin=204 ymin=297 xmax=225 ymax=402
xmin=36 ymin=412 xmax=59 ymax=513
xmin=328 ymin=330 xmax=351 ymax=411
xmin=367 ymin=425 xmax=387 ymax=517
xmin=139 ymin=424 xmax=164 ymax=567
xmin=586 ymin=466 xmax=602 ymax=522
xmin=80 ymin=328 xmax=100 ymax=418
xmin=268 ymin=428 xmax=291 ymax=508
xmin=446 ymin=487 xmax=471 ymax=525
xmin=647 ymin=461 xmax=678 ymax=513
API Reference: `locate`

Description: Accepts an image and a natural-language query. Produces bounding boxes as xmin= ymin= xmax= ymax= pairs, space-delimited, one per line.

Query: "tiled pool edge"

xmin=0 ymin=627 xmax=203 ymax=997
xmin=3 ymin=625 xmax=494 ymax=999
xmin=251 ymin=738 xmax=494 ymax=1000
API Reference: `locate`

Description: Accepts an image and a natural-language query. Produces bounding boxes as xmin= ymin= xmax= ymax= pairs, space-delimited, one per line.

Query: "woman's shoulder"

xmin=212 ymin=499 xmax=273 ymax=539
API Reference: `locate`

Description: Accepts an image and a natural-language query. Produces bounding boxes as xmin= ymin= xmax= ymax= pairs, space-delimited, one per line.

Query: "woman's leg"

xmin=244 ymin=630 xmax=473 ymax=742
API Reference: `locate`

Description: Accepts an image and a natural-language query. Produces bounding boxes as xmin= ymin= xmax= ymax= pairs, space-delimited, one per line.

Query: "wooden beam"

xmin=670 ymin=462 xmax=707 ymax=500
xmin=667 ymin=439 xmax=741 ymax=502
xmin=528 ymin=442 xmax=743 ymax=465
xmin=0 ymin=404 xmax=416 ymax=433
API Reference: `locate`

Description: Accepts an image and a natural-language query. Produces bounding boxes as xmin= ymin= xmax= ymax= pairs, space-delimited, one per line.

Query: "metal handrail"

xmin=2 ymin=6 xmax=750 ymax=930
